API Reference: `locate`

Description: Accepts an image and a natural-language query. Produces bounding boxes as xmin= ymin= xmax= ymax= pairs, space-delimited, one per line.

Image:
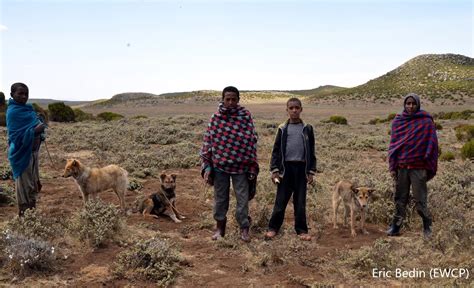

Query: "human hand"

xmin=203 ymin=170 xmax=211 ymax=183
xmin=271 ymin=172 xmax=280 ymax=184
xmin=248 ymin=173 xmax=256 ymax=180
xmin=307 ymin=174 xmax=314 ymax=184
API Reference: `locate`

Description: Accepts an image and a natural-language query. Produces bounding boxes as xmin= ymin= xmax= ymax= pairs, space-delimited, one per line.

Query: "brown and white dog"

xmin=63 ymin=159 xmax=128 ymax=210
xmin=138 ymin=173 xmax=185 ymax=223
xmin=332 ymin=180 xmax=374 ymax=237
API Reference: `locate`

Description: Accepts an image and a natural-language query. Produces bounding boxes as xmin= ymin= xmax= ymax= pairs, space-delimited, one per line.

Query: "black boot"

xmin=211 ymin=218 xmax=227 ymax=240
xmin=387 ymin=218 xmax=402 ymax=236
xmin=18 ymin=203 xmax=30 ymax=217
xmin=422 ymin=218 xmax=432 ymax=239
xmin=241 ymin=227 xmax=250 ymax=242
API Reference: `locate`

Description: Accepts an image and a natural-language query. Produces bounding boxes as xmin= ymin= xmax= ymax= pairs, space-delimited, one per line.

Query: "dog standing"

xmin=332 ymin=180 xmax=374 ymax=237
xmin=63 ymin=159 xmax=128 ymax=210
xmin=139 ymin=173 xmax=185 ymax=223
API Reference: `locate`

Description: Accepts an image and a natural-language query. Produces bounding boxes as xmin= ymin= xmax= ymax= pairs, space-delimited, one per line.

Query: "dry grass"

xmin=0 ymin=101 xmax=472 ymax=286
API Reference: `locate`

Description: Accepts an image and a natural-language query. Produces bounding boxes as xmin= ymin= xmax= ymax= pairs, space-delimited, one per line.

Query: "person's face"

xmin=404 ymin=97 xmax=417 ymax=115
xmin=223 ymin=92 xmax=239 ymax=108
xmin=286 ymin=101 xmax=302 ymax=120
xmin=11 ymin=87 xmax=29 ymax=104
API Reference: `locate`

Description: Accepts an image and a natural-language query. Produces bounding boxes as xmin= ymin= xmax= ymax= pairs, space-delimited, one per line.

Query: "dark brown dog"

xmin=139 ymin=173 xmax=185 ymax=223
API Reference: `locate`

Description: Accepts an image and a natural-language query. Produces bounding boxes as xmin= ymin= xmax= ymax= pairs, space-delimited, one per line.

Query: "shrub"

xmin=74 ymin=108 xmax=95 ymax=121
xmin=113 ymin=237 xmax=184 ymax=285
xmin=31 ymin=103 xmax=49 ymax=124
xmin=1 ymin=231 xmax=56 ymax=277
xmin=454 ymin=124 xmax=474 ymax=141
xmin=6 ymin=209 xmax=61 ymax=241
xmin=0 ymin=163 xmax=12 ymax=180
xmin=434 ymin=110 xmax=474 ymax=120
xmin=97 ymin=112 xmax=124 ymax=121
xmin=0 ymin=184 xmax=15 ymax=206
xmin=434 ymin=121 xmax=443 ymax=130
xmin=70 ymin=200 xmax=123 ymax=248
xmin=439 ymin=151 xmax=455 ymax=161
xmin=48 ymin=102 xmax=75 ymax=122
xmin=341 ymin=238 xmax=395 ymax=273
xmin=323 ymin=115 xmax=348 ymax=125
xmin=461 ymin=139 xmax=474 ymax=159
xmin=0 ymin=91 xmax=5 ymax=110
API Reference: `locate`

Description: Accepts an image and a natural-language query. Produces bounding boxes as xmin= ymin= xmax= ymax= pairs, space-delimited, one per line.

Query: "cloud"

xmin=0 ymin=25 xmax=8 ymax=31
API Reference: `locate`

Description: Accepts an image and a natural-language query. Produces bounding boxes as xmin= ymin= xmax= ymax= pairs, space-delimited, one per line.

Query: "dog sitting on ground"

xmin=138 ymin=173 xmax=185 ymax=223
xmin=63 ymin=159 xmax=128 ymax=210
xmin=332 ymin=180 xmax=374 ymax=237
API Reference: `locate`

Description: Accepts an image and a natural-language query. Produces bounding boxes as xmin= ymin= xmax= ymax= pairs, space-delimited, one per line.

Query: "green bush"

xmin=0 ymin=91 xmax=5 ymax=111
xmin=113 ymin=237 xmax=184 ymax=285
xmin=71 ymin=200 xmax=123 ymax=248
xmin=455 ymin=124 xmax=474 ymax=141
xmin=31 ymin=103 xmax=49 ymax=124
xmin=97 ymin=111 xmax=124 ymax=121
xmin=461 ymin=139 xmax=474 ymax=159
xmin=73 ymin=108 xmax=95 ymax=121
xmin=435 ymin=121 xmax=443 ymax=130
xmin=0 ymin=184 xmax=15 ymax=206
xmin=439 ymin=151 xmax=455 ymax=161
xmin=434 ymin=110 xmax=473 ymax=120
xmin=324 ymin=115 xmax=348 ymax=125
xmin=48 ymin=102 xmax=75 ymax=122
xmin=6 ymin=209 xmax=61 ymax=241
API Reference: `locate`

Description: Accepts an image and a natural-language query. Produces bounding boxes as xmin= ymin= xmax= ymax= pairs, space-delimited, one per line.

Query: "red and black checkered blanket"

xmin=200 ymin=103 xmax=258 ymax=175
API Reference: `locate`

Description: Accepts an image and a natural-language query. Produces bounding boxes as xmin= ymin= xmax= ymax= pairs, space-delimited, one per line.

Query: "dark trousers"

xmin=393 ymin=168 xmax=432 ymax=225
xmin=268 ymin=162 xmax=308 ymax=234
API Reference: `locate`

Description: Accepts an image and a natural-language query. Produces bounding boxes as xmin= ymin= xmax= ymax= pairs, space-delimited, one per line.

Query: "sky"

xmin=0 ymin=0 xmax=472 ymax=101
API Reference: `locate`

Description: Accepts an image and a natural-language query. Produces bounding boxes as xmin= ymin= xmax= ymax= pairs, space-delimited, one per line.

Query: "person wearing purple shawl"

xmin=387 ymin=93 xmax=438 ymax=239
xmin=6 ymin=83 xmax=47 ymax=216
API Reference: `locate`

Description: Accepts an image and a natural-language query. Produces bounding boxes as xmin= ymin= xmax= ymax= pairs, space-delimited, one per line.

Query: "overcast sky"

xmin=1 ymin=0 xmax=472 ymax=101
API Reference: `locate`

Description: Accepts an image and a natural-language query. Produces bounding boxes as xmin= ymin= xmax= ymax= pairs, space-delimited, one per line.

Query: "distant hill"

xmin=29 ymin=99 xmax=91 ymax=108
xmin=325 ymin=54 xmax=474 ymax=101
xmin=285 ymin=85 xmax=347 ymax=97
xmin=87 ymin=53 xmax=474 ymax=106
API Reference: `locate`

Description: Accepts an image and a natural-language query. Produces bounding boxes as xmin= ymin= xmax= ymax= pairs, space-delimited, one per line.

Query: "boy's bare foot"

xmin=298 ymin=233 xmax=312 ymax=241
xmin=264 ymin=230 xmax=277 ymax=240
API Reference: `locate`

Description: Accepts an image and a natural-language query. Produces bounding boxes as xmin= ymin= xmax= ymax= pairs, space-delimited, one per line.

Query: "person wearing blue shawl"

xmin=6 ymin=83 xmax=47 ymax=216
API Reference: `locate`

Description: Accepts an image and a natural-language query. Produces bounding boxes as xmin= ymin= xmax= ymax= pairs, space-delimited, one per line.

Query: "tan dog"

xmin=332 ymin=180 xmax=374 ymax=237
xmin=139 ymin=173 xmax=185 ymax=223
xmin=63 ymin=159 xmax=128 ymax=210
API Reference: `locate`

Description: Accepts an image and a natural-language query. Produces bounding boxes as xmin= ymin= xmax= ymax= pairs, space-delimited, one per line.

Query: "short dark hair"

xmin=222 ymin=86 xmax=240 ymax=100
xmin=11 ymin=82 xmax=29 ymax=95
xmin=286 ymin=97 xmax=302 ymax=107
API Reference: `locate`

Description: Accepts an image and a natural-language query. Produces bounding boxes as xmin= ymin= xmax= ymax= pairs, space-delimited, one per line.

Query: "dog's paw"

xmin=362 ymin=230 xmax=369 ymax=235
xmin=179 ymin=215 xmax=186 ymax=220
xmin=351 ymin=230 xmax=357 ymax=237
xmin=174 ymin=219 xmax=182 ymax=223
xmin=333 ymin=225 xmax=339 ymax=229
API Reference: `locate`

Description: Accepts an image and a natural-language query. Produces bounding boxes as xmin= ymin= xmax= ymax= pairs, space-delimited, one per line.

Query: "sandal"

xmin=298 ymin=233 xmax=312 ymax=241
xmin=264 ymin=230 xmax=277 ymax=239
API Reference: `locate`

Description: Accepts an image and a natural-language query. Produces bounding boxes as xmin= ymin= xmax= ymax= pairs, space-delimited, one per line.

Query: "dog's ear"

xmin=160 ymin=173 xmax=167 ymax=182
xmin=352 ymin=187 xmax=359 ymax=194
xmin=368 ymin=188 xmax=375 ymax=195
xmin=171 ymin=174 xmax=177 ymax=181
xmin=72 ymin=159 xmax=78 ymax=166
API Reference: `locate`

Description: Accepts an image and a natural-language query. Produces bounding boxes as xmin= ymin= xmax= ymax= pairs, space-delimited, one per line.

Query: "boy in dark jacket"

xmin=265 ymin=98 xmax=316 ymax=241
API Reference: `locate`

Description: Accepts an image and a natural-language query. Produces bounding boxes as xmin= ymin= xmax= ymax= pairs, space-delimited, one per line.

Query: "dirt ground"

xmin=0 ymin=164 xmax=388 ymax=287
xmin=0 ymin=100 xmax=471 ymax=287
